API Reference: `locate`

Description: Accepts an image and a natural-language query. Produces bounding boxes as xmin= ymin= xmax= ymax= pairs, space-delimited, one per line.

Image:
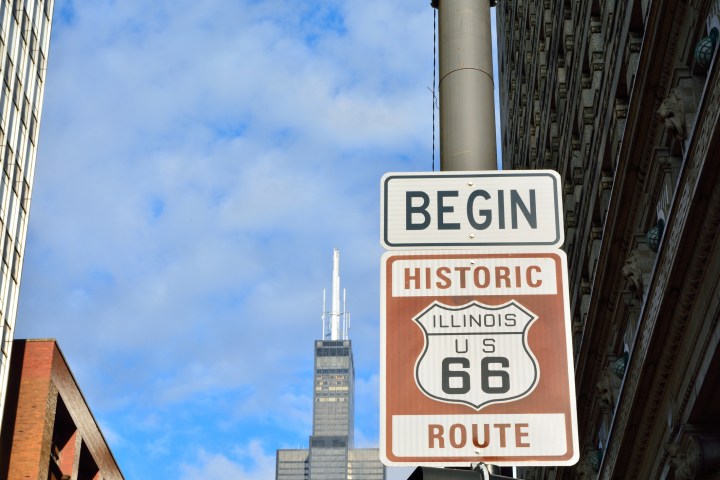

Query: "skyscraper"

xmin=497 ymin=0 xmax=720 ymax=477
xmin=0 ymin=0 xmax=54 ymax=435
xmin=276 ymin=249 xmax=385 ymax=480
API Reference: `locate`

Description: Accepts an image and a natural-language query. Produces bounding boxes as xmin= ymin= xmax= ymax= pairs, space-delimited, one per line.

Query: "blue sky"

xmin=16 ymin=1 xmax=499 ymax=478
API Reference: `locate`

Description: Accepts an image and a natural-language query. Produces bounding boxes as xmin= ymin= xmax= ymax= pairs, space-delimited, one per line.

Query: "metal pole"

xmin=434 ymin=0 xmax=497 ymax=171
xmin=429 ymin=1 xmax=502 ymax=477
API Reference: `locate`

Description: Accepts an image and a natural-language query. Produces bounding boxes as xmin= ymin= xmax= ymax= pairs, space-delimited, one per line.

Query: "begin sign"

xmin=381 ymin=171 xmax=563 ymax=249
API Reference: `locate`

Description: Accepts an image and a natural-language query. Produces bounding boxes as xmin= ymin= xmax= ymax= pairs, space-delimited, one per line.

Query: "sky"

xmin=16 ymin=1 xmax=499 ymax=478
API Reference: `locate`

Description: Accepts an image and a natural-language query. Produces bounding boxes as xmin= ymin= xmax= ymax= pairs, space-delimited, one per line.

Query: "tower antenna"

xmin=321 ymin=288 xmax=326 ymax=339
xmin=330 ymin=248 xmax=341 ymax=340
xmin=343 ymin=288 xmax=348 ymax=339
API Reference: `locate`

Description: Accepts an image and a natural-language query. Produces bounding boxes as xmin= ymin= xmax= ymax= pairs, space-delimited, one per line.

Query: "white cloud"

xmin=26 ymin=0 xmax=430 ymax=376
xmin=16 ymin=0 xmax=455 ymax=476
xmin=179 ymin=441 xmax=275 ymax=480
xmin=354 ymin=372 xmax=381 ymax=448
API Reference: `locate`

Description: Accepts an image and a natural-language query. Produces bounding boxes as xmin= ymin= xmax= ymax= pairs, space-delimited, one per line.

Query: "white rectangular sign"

xmin=391 ymin=414 xmax=568 ymax=457
xmin=381 ymin=170 xmax=564 ymax=249
xmin=389 ymin=256 xmax=558 ymax=297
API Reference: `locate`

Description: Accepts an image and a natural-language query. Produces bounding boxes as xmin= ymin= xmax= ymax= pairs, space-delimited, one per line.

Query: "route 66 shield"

xmin=414 ymin=300 xmax=539 ymax=410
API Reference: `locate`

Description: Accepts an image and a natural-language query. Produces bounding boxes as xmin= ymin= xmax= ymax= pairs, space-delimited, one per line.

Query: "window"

xmin=0 ymin=321 xmax=9 ymax=356
xmin=2 ymin=232 xmax=11 ymax=266
xmin=4 ymin=55 xmax=12 ymax=89
xmin=3 ymin=145 xmax=12 ymax=175
xmin=10 ymin=246 xmax=20 ymax=282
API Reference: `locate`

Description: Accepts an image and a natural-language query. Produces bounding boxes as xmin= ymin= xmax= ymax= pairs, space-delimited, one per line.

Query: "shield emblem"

xmin=414 ymin=300 xmax=539 ymax=410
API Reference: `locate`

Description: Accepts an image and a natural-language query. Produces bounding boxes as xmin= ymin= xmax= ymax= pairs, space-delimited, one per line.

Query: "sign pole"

xmin=380 ymin=5 xmax=579 ymax=473
xmin=435 ymin=0 xmax=501 ymax=475
xmin=435 ymin=0 xmax=497 ymax=171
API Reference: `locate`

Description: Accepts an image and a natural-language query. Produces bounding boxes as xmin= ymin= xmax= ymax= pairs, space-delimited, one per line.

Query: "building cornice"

xmin=600 ymin=18 xmax=720 ymax=480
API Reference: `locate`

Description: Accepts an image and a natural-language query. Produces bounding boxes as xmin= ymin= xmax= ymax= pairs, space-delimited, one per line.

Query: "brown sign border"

xmin=380 ymin=250 xmax=578 ymax=466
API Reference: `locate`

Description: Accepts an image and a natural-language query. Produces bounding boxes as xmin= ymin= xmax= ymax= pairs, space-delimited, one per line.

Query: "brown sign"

xmin=380 ymin=250 xmax=578 ymax=466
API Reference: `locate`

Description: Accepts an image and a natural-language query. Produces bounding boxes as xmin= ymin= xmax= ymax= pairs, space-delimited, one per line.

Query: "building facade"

xmin=497 ymin=0 xmax=720 ymax=478
xmin=309 ymin=339 xmax=355 ymax=479
xmin=276 ymin=251 xmax=385 ymax=480
xmin=277 ymin=339 xmax=385 ymax=480
xmin=0 ymin=0 xmax=54 ymax=436
xmin=0 ymin=339 xmax=123 ymax=479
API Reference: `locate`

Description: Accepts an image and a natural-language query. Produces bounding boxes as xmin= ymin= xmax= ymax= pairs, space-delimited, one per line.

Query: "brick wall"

xmin=0 ymin=339 xmax=124 ymax=480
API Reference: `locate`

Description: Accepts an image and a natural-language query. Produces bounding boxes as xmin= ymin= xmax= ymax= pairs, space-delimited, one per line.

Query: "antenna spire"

xmin=321 ymin=248 xmax=349 ymax=340
xmin=330 ymin=248 xmax=341 ymax=340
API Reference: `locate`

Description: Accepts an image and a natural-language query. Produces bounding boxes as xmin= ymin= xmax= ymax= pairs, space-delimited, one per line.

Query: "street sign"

xmin=380 ymin=250 xmax=578 ymax=466
xmin=380 ymin=171 xmax=564 ymax=250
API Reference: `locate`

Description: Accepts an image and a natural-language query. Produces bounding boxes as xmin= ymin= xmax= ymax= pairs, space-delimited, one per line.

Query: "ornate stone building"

xmin=497 ymin=0 xmax=720 ymax=478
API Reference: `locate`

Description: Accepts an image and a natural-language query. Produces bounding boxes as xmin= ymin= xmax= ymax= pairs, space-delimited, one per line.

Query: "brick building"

xmin=0 ymin=339 xmax=123 ymax=480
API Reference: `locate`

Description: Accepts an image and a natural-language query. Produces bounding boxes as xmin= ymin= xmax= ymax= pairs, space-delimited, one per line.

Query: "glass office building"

xmin=309 ymin=339 xmax=354 ymax=479
xmin=312 ymin=340 xmax=354 ymax=440
xmin=276 ymin=251 xmax=384 ymax=480
xmin=276 ymin=339 xmax=384 ymax=480
xmin=0 ymin=0 xmax=53 ymax=436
